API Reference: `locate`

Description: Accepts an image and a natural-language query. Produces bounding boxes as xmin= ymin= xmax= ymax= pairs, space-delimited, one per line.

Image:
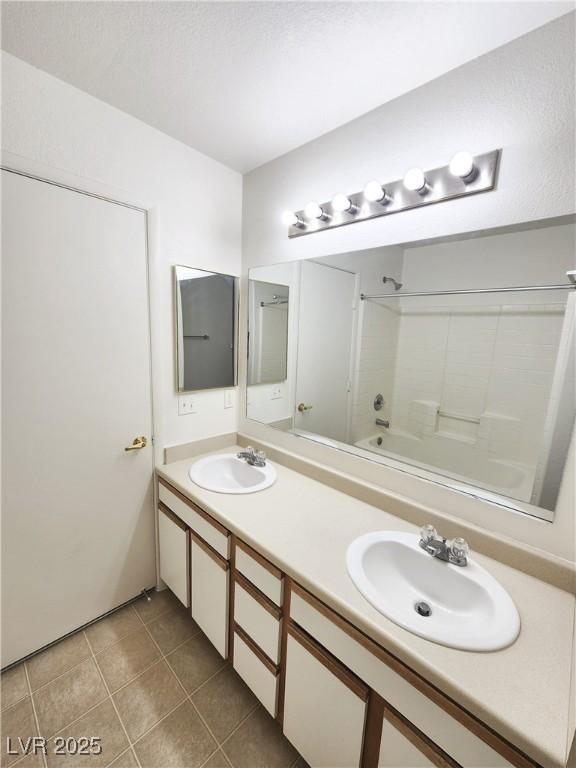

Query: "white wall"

xmin=1 ymin=52 xmax=243 ymax=461
xmin=239 ymin=14 xmax=576 ymax=561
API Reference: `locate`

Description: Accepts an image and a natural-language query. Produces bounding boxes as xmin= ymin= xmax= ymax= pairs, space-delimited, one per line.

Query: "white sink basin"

xmin=346 ymin=531 xmax=520 ymax=651
xmin=189 ymin=453 xmax=276 ymax=494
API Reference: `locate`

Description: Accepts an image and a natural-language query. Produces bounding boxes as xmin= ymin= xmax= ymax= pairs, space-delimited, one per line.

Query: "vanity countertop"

xmin=157 ymin=448 xmax=575 ymax=768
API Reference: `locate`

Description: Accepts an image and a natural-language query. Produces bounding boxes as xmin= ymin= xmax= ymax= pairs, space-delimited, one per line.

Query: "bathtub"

xmin=355 ymin=431 xmax=535 ymax=502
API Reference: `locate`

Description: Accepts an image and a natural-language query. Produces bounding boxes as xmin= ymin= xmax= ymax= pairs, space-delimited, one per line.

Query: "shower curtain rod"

xmin=360 ymin=283 xmax=576 ymax=300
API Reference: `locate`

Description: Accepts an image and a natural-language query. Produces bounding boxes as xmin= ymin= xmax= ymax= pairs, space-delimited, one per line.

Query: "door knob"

xmin=125 ymin=436 xmax=147 ymax=451
xmin=297 ymin=403 xmax=313 ymax=413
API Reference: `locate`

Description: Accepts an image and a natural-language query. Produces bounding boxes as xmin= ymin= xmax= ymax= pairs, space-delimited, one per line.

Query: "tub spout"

xmin=375 ymin=418 xmax=390 ymax=428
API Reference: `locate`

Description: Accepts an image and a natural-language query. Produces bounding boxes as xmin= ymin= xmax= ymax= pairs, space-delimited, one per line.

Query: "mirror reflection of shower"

xmin=246 ymin=218 xmax=576 ymax=520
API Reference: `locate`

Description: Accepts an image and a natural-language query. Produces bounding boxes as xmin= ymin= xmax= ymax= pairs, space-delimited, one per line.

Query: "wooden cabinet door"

xmin=283 ymin=625 xmax=368 ymax=768
xmin=190 ymin=535 xmax=229 ymax=657
xmin=158 ymin=506 xmax=189 ymax=607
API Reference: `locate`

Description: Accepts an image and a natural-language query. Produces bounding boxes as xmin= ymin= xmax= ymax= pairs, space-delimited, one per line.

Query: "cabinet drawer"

xmin=235 ymin=539 xmax=283 ymax=606
xmin=158 ymin=505 xmax=189 ymax=607
xmin=190 ymin=534 xmax=229 ymax=658
xmin=284 ymin=624 xmax=368 ymax=768
xmin=234 ymin=576 xmax=281 ymax=663
xmin=290 ymin=584 xmax=515 ymax=768
xmin=159 ymin=480 xmax=229 ymax=559
xmin=379 ymin=710 xmax=458 ymax=768
xmin=233 ymin=625 xmax=278 ymax=716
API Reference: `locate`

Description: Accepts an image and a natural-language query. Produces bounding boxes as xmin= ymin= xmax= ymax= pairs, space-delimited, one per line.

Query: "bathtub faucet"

xmin=419 ymin=524 xmax=469 ymax=567
xmin=375 ymin=418 xmax=390 ymax=428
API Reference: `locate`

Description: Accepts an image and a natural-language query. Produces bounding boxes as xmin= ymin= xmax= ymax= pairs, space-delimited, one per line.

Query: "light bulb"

xmin=281 ymin=210 xmax=303 ymax=227
xmin=364 ymin=180 xmax=387 ymax=203
xmin=331 ymin=193 xmax=355 ymax=213
xmin=449 ymin=151 xmax=476 ymax=181
xmin=403 ymin=168 xmax=428 ymax=193
xmin=304 ymin=201 xmax=325 ymax=220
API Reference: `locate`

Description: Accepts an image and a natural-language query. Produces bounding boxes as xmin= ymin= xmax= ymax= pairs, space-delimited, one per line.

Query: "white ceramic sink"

xmin=189 ymin=453 xmax=276 ymax=494
xmin=346 ymin=531 xmax=520 ymax=651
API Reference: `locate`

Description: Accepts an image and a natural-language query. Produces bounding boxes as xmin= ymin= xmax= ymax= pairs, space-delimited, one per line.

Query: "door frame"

xmin=1 ymin=161 xmax=161 ymax=589
xmin=295 ymin=260 xmax=358 ymax=443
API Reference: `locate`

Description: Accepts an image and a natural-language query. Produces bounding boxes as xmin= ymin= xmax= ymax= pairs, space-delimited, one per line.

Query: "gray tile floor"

xmin=1 ymin=589 xmax=306 ymax=768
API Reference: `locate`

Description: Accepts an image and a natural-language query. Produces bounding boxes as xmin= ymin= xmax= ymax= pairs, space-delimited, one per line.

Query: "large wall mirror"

xmin=175 ymin=266 xmax=237 ymax=391
xmin=246 ymin=217 xmax=576 ymax=521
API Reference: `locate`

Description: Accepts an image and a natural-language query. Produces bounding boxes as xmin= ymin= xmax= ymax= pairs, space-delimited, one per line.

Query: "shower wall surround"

xmin=240 ymin=15 xmax=576 ymax=560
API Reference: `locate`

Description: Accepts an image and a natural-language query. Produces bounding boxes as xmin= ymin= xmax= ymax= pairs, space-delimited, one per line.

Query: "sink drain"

xmin=415 ymin=601 xmax=432 ymax=617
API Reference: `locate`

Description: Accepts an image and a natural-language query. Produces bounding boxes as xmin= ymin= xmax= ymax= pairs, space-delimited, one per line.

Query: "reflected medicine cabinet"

xmin=248 ymin=280 xmax=290 ymax=386
xmin=174 ymin=265 xmax=238 ymax=392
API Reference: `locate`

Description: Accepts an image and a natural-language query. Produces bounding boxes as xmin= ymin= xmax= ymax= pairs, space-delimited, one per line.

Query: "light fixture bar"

xmin=285 ymin=149 xmax=501 ymax=238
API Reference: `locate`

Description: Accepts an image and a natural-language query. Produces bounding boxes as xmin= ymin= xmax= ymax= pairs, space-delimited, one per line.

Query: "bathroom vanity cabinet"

xmin=158 ymin=479 xmax=230 ymax=655
xmin=156 ymin=476 xmax=541 ymax=768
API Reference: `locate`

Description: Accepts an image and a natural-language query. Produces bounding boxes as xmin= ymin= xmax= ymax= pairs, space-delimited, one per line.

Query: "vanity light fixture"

xmin=283 ymin=148 xmax=501 ymax=238
xmin=403 ymin=167 xmax=428 ymax=194
xmin=449 ymin=151 xmax=477 ymax=182
xmin=304 ymin=201 xmax=329 ymax=221
xmin=281 ymin=210 xmax=305 ymax=228
xmin=363 ymin=180 xmax=389 ymax=204
xmin=331 ymin=193 xmax=357 ymax=214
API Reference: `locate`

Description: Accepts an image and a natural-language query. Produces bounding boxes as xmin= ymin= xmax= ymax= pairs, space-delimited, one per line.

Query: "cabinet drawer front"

xmin=191 ymin=538 xmax=229 ymax=658
xmin=159 ymin=482 xmax=229 ymax=559
xmin=379 ymin=718 xmax=437 ymax=768
xmin=158 ymin=507 xmax=189 ymax=607
xmin=233 ymin=630 xmax=278 ymax=716
xmin=291 ymin=587 xmax=515 ymax=768
xmin=284 ymin=631 xmax=366 ymax=768
xmin=235 ymin=540 xmax=283 ymax=606
xmin=234 ymin=582 xmax=280 ymax=663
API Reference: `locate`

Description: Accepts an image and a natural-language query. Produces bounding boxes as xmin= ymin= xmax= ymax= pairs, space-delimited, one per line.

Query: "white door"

xmin=294 ymin=260 xmax=356 ymax=442
xmin=2 ymin=170 xmax=155 ymax=666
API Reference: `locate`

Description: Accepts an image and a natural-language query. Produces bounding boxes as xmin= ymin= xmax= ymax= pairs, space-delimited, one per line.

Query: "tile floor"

xmin=1 ymin=589 xmax=307 ymax=768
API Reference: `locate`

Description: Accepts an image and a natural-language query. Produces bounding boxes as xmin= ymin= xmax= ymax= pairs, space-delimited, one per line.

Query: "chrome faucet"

xmin=237 ymin=446 xmax=267 ymax=467
xmin=419 ymin=524 xmax=469 ymax=567
xmin=375 ymin=418 xmax=390 ymax=428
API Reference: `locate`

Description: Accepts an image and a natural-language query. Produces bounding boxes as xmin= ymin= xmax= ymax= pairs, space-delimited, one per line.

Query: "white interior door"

xmin=294 ymin=261 xmax=356 ymax=442
xmin=1 ymin=170 xmax=155 ymax=667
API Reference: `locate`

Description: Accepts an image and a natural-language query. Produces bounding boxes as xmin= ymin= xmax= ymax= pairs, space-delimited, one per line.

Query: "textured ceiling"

xmin=1 ymin=1 xmax=573 ymax=172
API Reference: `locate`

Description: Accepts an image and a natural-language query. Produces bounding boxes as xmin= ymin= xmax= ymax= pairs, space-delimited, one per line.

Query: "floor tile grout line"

xmin=22 ymin=662 xmax=48 ymax=768
xmin=23 ymin=607 xmax=154 ymax=698
xmin=133 ymin=611 xmax=246 ymax=759
xmin=103 ymin=745 xmax=136 ymax=768
xmin=24 ymin=651 xmax=94 ymax=696
xmin=84 ymin=630 xmax=143 ymax=768
xmin=163 ymin=652 xmax=229 ymax=697
xmin=134 ymin=595 xmax=283 ymax=765
xmin=133 ymin=610 xmax=228 ymax=752
xmin=0 ymin=691 xmax=30 ymax=714
xmin=217 ymin=701 xmax=261 ymax=750
xmin=8 ymin=604 xmax=297 ymax=768
xmin=10 ymin=599 xmax=172 ymax=697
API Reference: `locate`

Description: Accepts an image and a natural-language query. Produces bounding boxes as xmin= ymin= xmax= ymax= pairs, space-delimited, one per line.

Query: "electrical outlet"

xmin=224 ymin=390 xmax=234 ymax=409
xmin=270 ymin=386 xmax=282 ymax=400
xmin=178 ymin=394 xmax=197 ymax=415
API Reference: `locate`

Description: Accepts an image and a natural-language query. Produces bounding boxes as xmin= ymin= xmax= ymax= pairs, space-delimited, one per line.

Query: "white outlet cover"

xmin=224 ymin=390 xmax=234 ymax=409
xmin=178 ymin=395 xmax=196 ymax=415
